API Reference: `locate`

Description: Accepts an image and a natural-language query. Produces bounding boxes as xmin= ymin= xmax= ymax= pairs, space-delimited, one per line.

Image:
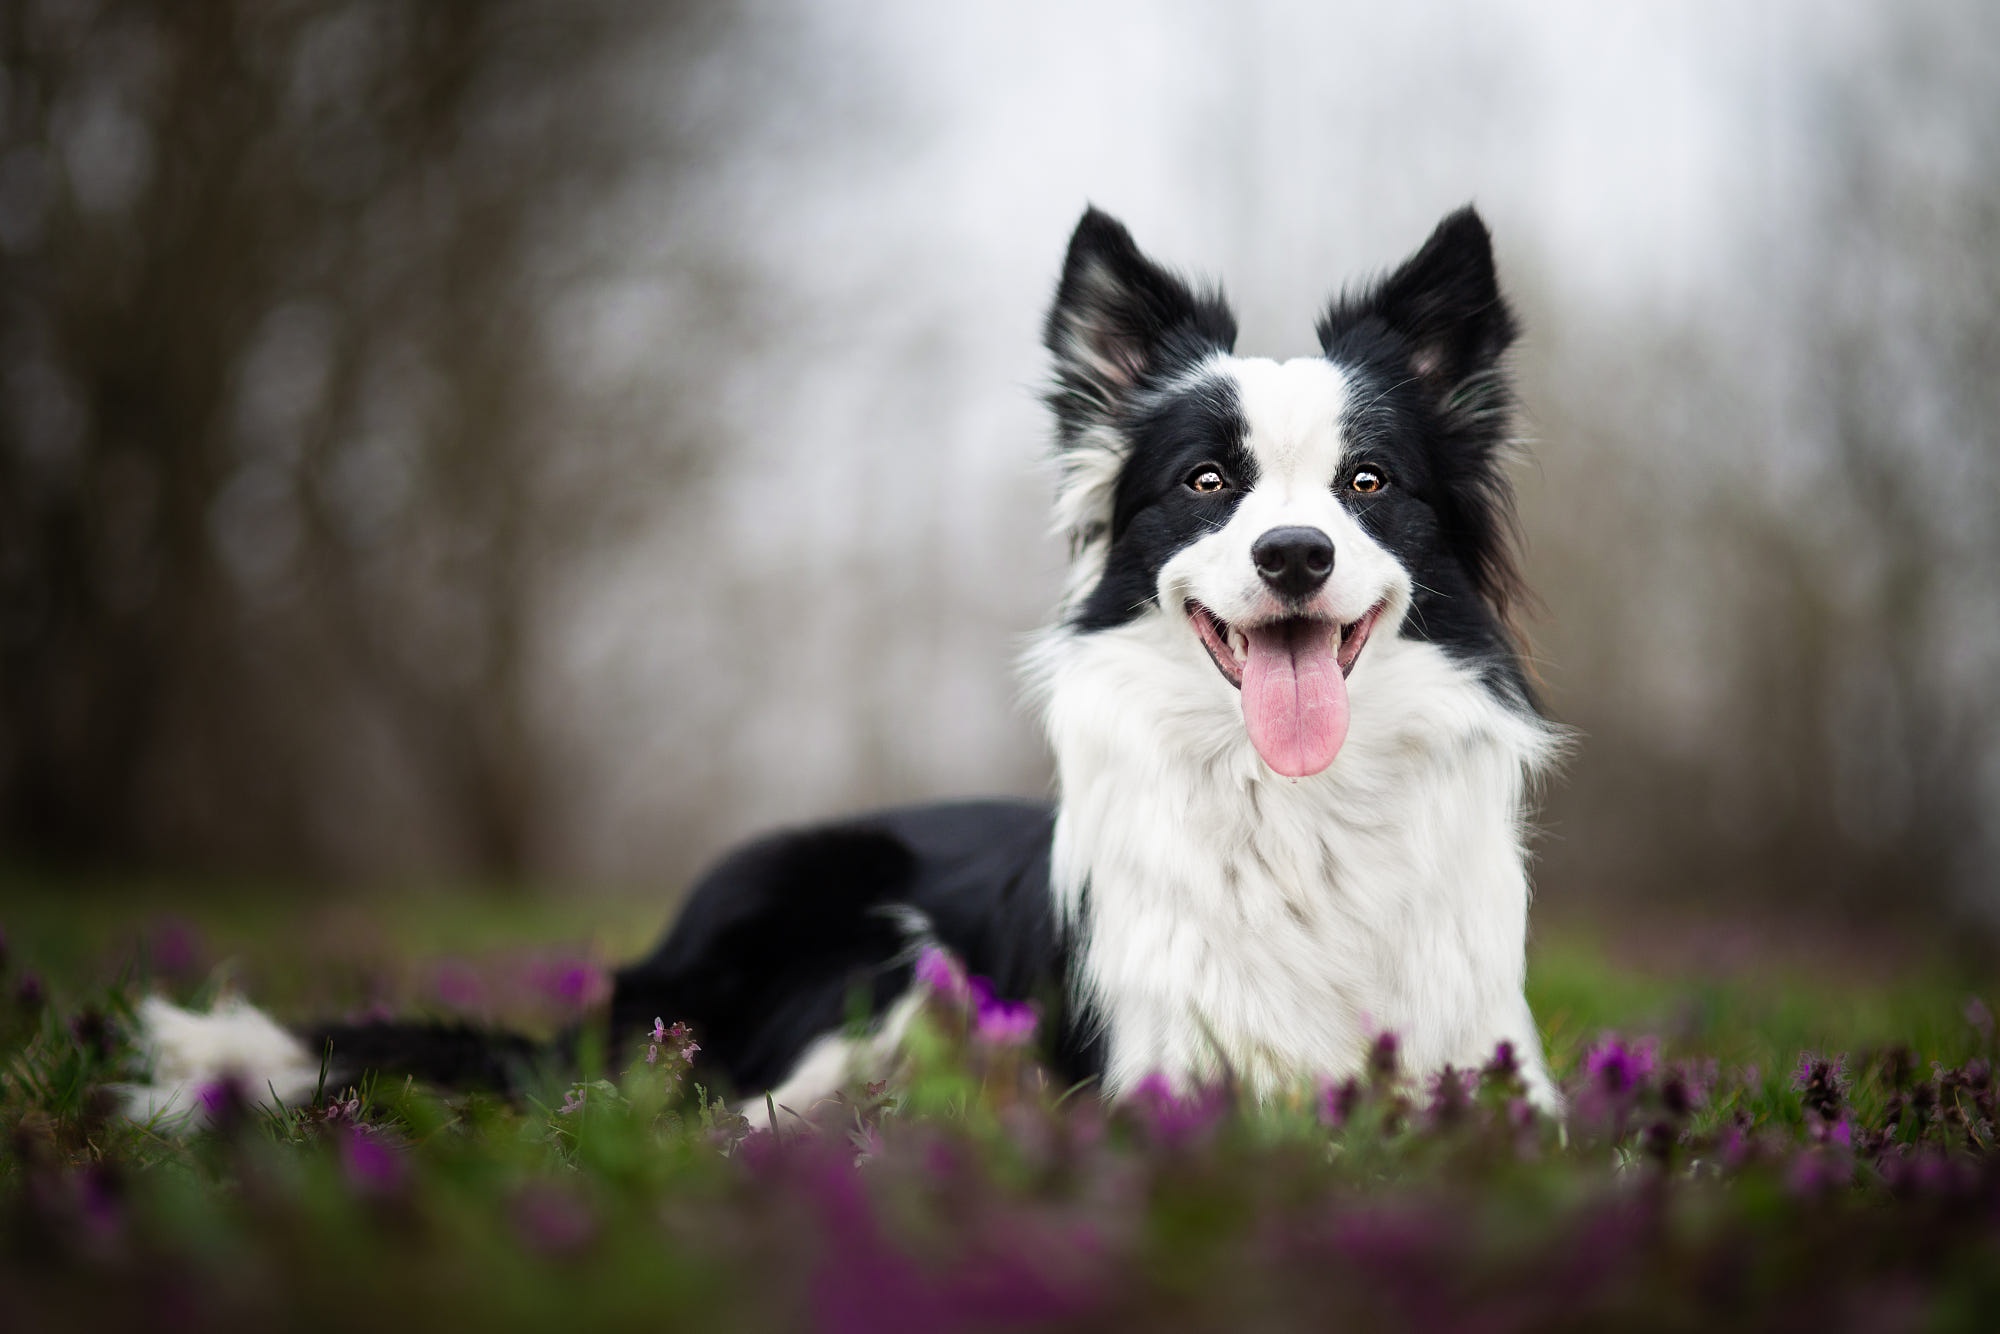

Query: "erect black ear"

xmin=1318 ymin=206 xmax=1517 ymax=407
xmin=1044 ymin=208 xmax=1237 ymax=437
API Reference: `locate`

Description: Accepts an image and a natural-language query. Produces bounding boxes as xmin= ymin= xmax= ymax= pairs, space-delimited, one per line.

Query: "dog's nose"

xmin=1251 ymin=526 xmax=1335 ymax=599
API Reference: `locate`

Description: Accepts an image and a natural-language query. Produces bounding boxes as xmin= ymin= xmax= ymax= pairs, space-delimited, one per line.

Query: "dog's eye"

xmin=1348 ymin=466 xmax=1386 ymax=494
xmin=1186 ymin=466 xmax=1229 ymax=494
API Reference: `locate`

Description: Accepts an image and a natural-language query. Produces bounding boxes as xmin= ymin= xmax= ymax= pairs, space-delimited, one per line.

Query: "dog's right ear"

xmin=1043 ymin=208 xmax=1237 ymax=441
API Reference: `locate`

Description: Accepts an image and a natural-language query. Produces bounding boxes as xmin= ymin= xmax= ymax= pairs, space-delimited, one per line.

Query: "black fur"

xmin=612 ymin=800 xmax=1100 ymax=1095
xmin=1045 ymin=209 xmax=1258 ymax=633
xmin=302 ymin=1019 xmax=555 ymax=1096
xmin=1318 ymin=207 xmax=1528 ymax=646
xmin=1043 ymin=207 xmax=1238 ymax=447
xmin=1072 ymin=373 xmax=1256 ymax=631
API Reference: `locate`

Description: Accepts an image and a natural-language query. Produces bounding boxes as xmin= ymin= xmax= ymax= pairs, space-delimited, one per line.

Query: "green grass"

xmin=3 ymin=876 xmax=1999 ymax=1332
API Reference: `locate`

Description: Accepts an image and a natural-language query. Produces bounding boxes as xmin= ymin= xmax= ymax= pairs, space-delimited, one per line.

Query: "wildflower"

xmin=1367 ymin=1031 xmax=1401 ymax=1084
xmin=1481 ymin=1040 xmax=1520 ymax=1087
xmin=969 ymin=979 xmax=1037 ymax=1045
xmin=1584 ymin=1034 xmax=1657 ymax=1097
xmin=147 ymin=917 xmax=203 ymax=976
xmin=1319 ymin=1076 xmax=1364 ymax=1128
xmin=915 ymin=945 xmax=971 ymax=1003
xmin=318 ymin=1093 xmax=364 ymax=1127
xmin=14 ymin=970 xmax=45 ymax=1015
xmin=1425 ymin=1065 xmax=1473 ymax=1130
xmin=339 ymin=1129 xmax=408 ymax=1197
xmin=1807 ymin=1113 xmax=1854 ymax=1151
xmin=533 ymin=958 xmax=609 ymax=1012
xmin=196 ymin=1076 xmax=251 ymax=1133
xmin=1791 ymin=1053 xmax=1847 ymax=1120
xmin=1128 ymin=1072 xmax=1228 ymax=1148
xmin=1966 ymin=996 xmax=1995 ymax=1045
xmin=646 ymin=1017 xmax=700 ymax=1065
xmin=559 ymin=1086 xmax=587 ymax=1116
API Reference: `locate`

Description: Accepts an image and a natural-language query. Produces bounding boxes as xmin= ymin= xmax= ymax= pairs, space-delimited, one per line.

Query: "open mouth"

xmin=1185 ymin=598 xmax=1384 ymax=778
xmin=1185 ymin=600 xmax=1383 ymax=691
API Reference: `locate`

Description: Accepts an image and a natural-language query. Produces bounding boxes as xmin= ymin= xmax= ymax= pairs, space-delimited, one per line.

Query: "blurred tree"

xmin=1529 ymin=1 xmax=2000 ymax=927
xmin=0 ymin=1 xmax=732 ymax=878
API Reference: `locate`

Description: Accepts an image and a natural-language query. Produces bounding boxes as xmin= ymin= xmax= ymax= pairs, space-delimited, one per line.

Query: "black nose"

xmin=1251 ymin=526 xmax=1335 ymax=599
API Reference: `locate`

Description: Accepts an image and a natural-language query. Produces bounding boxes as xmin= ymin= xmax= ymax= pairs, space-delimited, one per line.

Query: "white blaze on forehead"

xmin=1220 ymin=357 xmax=1354 ymax=494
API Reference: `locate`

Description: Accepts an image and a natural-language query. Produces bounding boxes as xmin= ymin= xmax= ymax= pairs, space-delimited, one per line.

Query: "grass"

xmin=3 ymin=875 xmax=1999 ymax=1332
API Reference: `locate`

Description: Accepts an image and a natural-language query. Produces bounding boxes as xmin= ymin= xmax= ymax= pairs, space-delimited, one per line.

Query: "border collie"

xmin=125 ymin=205 xmax=1563 ymax=1127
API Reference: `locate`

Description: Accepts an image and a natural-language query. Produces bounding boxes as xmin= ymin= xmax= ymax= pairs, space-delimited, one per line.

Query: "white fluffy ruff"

xmin=116 ymin=996 xmax=320 ymax=1132
xmin=1026 ymin=614 xmax=1562 ymax=1108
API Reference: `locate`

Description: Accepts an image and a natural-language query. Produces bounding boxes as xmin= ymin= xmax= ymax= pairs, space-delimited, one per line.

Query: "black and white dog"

xmin=127 ymin=206 xmax=1562 ymax=1124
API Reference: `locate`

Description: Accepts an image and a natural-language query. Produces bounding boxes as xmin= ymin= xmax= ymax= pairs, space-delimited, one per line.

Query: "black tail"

xmin=302 ymin=1020 xmax=579 ymax=1097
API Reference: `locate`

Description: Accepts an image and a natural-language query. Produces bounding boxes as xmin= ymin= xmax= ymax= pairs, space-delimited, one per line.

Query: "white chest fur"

xmin=1033 ymin=616 xmax=1560 ymax=1105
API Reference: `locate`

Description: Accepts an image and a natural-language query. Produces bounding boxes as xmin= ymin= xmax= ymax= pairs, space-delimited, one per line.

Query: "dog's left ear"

xmin=1318 ymin=206 xmax=1517 ymax=408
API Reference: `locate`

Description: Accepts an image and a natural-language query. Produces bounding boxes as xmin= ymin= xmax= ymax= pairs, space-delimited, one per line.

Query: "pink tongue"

xmin=1241 ymin=621 xmax=1349 ymax=778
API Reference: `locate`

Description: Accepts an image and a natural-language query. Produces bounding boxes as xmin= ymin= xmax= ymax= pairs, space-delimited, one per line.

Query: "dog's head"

xmin=1044 ymin=207 xmax=1527 ymax=778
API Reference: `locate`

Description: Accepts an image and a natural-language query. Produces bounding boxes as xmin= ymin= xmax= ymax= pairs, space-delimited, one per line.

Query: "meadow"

xmin=3 ymin=877 xmax=1997 ymax=1332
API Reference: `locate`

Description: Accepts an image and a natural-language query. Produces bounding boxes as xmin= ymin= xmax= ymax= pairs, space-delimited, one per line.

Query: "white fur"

xmin=1027 ymin=353 xmax=1562 ymax=1107
xmin=117 ymin=996 xmax=322 ymax=1131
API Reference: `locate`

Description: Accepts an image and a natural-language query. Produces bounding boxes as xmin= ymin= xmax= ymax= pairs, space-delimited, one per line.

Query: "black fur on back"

xmin=611 ymin=800 xmax=1101 ymax=1098
xmin=301 ymin=1019 xmax=557 ymax=1096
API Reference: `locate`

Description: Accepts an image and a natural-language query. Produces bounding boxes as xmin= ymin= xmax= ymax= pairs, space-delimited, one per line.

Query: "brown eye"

xmin=1187 ymin=466 xmax=1228 ymax=494
xmin=1349 ymin=466 xmax=1386 ymax=494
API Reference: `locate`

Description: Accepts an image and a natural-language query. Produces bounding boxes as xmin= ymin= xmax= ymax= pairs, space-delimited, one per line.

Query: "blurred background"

xmin=2 ymin=0 xmax=1996 ymax=941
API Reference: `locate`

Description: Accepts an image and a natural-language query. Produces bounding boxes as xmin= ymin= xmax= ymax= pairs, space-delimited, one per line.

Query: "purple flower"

xmin=147 ymin=917 xmax=203 ymax=976
xmin=1424 ymin=1066 xmax=1475 ymax=1129
xmin=1584 ymin=1034 xmax=1657 ymax=1097
xmin=1367 ymin=1031 xmax=1402 ymax=1083
xmin=318 ymin=1093 xmax=364 ymax=1126
xmin=1813 ymin=1114 xmax=1854 ymax=1151
xmin=532 ymin=958 xmax=609 ymax=1013
xmin=339 ymin=1129 xmax=407 ymax=1196
xmin=559 ymin=1087 xmax=587 ymax=1116
xmin=1481 ymin=1040 xmax=1520 ymax=1088
xmin=1792 ymin=1052 xmax=1848 ymax=1120
xmin=915 ymin=946 xmax=971 ymax=1003
xmin=14 ymin=970 xmax=45 ymax=1014
xmin=645 ymin=1017 xmax=701 ymax=1066
xmin=1127 ymin=1072 xmax=1229 ymax=1147
xmin=968 ymin=979 xmax=1037 ymax=1046
xmin=195 ymin=1076 xmax=251 ymax=1132
xmin=1966 ymin=996 xmax=1994 ymax=1044
xmin=1319 ymin=1076 xmax=1364 ymax=1128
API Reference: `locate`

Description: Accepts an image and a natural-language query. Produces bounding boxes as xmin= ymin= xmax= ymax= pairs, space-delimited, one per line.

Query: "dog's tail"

xmin=120 ymin=996 xmax=574 ymax=1132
